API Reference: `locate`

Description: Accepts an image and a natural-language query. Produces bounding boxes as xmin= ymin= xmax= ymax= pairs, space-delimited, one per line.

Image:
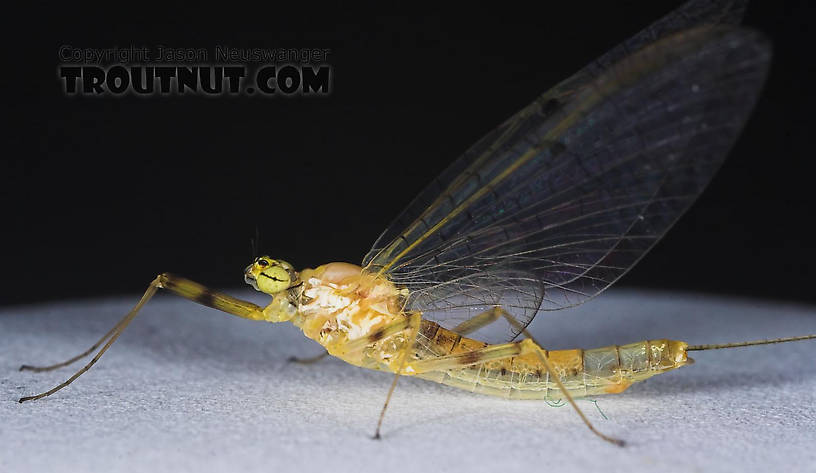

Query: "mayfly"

xmin=18 ymin=0 xmax=816 ymax=446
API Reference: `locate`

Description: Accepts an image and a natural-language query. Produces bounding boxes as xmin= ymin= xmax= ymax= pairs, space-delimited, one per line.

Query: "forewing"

xmin=363 ymin=0 xmax=748 ymax=267
xmin=365 ymin=12 xmax=770 ymax=343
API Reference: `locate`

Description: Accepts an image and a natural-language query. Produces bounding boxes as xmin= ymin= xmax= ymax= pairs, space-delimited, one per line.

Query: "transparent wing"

xmin=364 ymin=0 xmax=748 ymax=267
xmin=365 ymin=11 xmax=770 ymax=343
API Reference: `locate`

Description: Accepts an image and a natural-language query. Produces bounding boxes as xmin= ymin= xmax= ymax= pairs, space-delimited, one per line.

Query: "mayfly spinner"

xmin=19 ymin=0 xmax=816 ymax=446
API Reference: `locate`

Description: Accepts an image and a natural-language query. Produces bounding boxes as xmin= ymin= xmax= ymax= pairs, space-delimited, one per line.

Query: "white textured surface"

xmin=2 ymin=289 xmax=815 ymax=472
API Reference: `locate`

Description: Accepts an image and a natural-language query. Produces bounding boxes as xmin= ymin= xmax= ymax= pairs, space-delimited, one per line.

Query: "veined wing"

xmin=364 ymin=0 xmax=748 ymax=269
xmin=364 ymin=17 xmax=770 ymax=343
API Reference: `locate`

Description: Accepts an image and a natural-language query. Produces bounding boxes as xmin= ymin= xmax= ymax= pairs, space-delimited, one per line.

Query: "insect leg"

xmin=18 ymin=276 xmax=162 ymax=403
xmin=451 ymin=306 xmax=538 ymax=341
xmin=19 ymin=273 xmax=270 ymax=403
xmin=406 ymin=340 xmax=528 ymax=373
xmin=405 ymin=339 xmax=624 ymax=447
xmin=336 ymin=315 xmax=415 ymax=357
xmin=374 ymin=312 xmax=422 ymax=439
xmin=315 ymin=312 xmax=423 ymax=438
xmin=523 ymin=340 xmax=625 ymax=447
xmin=287 ymin=350 xmax=329 ymax=364
xmin=19 ymin=314 xmax=130 ymax=373
xmin=450 ymin=307 xmax=503 ymax=335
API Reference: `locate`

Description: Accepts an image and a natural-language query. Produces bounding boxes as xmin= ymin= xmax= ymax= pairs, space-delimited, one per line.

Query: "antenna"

xmin=250 ymin=225 xmax=261 ymax=259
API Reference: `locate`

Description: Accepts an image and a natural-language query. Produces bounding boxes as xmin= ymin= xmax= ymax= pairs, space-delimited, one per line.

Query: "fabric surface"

xmin=1 ymin=288 xmax=815 ymax=472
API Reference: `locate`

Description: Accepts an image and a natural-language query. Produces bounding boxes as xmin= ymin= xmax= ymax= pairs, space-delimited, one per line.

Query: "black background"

xmin=2 ymin=1 xmax=815 ymax=306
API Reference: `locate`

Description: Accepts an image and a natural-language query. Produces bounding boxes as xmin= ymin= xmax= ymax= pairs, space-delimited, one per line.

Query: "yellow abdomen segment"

xmin=415 ymin=324 xmax=691 ymax=400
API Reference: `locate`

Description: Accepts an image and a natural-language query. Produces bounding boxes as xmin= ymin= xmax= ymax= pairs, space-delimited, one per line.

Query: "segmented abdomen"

xmin=415 ymin=322 xmax=690 ymax=400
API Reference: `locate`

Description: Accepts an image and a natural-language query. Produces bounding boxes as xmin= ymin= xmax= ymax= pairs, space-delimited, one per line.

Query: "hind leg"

xmin=407 ymin=338 xmax=624 ymax=447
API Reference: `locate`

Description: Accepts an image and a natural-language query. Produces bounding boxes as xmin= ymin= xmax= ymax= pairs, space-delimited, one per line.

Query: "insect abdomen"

xmin=417 ymin=328 xmax=691 ymax=400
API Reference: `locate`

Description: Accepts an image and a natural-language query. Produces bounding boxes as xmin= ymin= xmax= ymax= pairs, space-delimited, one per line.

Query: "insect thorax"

xmin=289 ymin=263 xmax=407 ymax=367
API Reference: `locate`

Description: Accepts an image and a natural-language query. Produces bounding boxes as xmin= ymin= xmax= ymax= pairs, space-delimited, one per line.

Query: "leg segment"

xmin=18 ymin=273 xmax=272 ymax=403
xmin=373 ymin=312 xmax=422 ymax=439
xmin=18 ymin=276 xmax=162 ymax=403
xmin=288 ymin=351 xmax=330 ymax=364
xmin=452 ymin=306 xmax=540 ymax=343
xmin=315 ymin=311 xmax=423 ymax=438
xmin=406 ymin=338 xmax=625 ymax=447
xmin=451 ymin=307 xmax=503 ymax=335
xmin=526 ymin=342 xmax=625 ymax=447
xmin=19 ymin=314 xmax=130 ymax=373
xmin=338 ymin=315 xmax=416 ymax=358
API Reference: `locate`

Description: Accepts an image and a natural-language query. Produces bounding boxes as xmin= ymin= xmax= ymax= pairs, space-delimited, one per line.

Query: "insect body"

xmin=249 ymin=260 xmax=690 ymax=401
xmin=18 ymin=0 xmax=816 ymax=446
